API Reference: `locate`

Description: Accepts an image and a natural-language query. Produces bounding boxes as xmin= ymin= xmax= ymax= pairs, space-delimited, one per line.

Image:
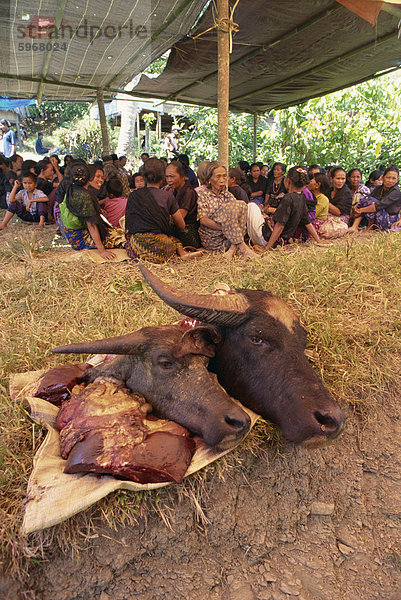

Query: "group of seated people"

xmin=0 ymin=148 xmax=400 ymax=263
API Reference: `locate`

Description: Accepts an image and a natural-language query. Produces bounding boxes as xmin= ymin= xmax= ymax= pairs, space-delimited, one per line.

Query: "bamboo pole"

xmin=97 ymin=88 xmax=110 ymax=156
xmin=217 ymin=0 xmax=229 ymax=169
xmin=253 ymin=114 xmax=257 ymax=162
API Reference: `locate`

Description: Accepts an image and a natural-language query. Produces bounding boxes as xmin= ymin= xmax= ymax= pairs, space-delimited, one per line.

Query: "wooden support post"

xmin=157 ymin=112 xmax=162 ymax=140
xmin=97 ymin=88 xmax=110 ymax=156
xmin=217 ymin=0 xmax=229 ymax=170
xmin=253 ymin=113 xmax=257 ymax=162
xmin=137 ymin=112 xmax=141 ymax=150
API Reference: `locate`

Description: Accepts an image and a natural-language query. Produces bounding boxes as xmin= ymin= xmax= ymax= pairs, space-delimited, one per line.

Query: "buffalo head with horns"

xmin=138 ymin=264 xmax=345 ymax=445
xmin=52 ymin=324 xmax=251 ymax=449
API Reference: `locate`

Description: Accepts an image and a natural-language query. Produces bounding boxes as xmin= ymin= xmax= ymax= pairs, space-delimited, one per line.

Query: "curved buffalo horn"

xmin=138 ymin=264 xmax=250 ymax=327
xmin=52 ymin=331 xmax=146 ymax=355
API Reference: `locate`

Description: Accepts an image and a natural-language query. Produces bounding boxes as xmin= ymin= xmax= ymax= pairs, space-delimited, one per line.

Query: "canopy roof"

xmin=1 ymin=1 xmax=400 ymax=111
xmin=133 ymin=0 xmax=401 ymax=113
xmin=0 ymin=0 xmax=209 ymax=102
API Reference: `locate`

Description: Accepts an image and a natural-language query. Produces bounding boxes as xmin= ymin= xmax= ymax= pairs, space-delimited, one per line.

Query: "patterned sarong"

xmin=61 ymin=225 xmax=125 ymax=250
xmin=125 ymin=231 xmax=183 ymax=263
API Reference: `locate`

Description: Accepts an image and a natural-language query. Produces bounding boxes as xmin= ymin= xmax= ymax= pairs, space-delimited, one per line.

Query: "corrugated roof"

xmin=0 ymin=0 xmax=210 ymax=101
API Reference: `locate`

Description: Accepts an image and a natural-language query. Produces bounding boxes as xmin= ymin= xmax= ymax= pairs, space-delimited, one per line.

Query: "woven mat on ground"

xmin=82 ymin=248 xmax=129 ymax=263
xmin=10 ymin=367 xmax=259 ymax=534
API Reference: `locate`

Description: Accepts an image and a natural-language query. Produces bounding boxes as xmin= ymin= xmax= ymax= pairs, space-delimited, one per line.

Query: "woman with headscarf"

xmin=58 ymin=160 xmax=124 ymax=260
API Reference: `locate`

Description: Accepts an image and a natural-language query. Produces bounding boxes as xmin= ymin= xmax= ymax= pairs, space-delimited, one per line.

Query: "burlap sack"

xmin=10 ymin=367 xmax=259 ymax=534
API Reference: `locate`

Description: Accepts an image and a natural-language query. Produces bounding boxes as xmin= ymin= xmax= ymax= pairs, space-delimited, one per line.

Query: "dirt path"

xmin=10 ymin=388 xmax=397 ymax=600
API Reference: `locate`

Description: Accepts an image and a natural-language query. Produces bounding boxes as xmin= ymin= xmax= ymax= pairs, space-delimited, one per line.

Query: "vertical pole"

xmin=217 ymin=0 xmax=229 ymax=169
xmin=97 ymin=88 xmax=110 ymax=155
xmin=137 ymin=112 xmax=141 ymax=150
xmin=157 ymin=112 xmax=162 ymax=140
xmin=253 ymin=113 xmax=257 ymax=162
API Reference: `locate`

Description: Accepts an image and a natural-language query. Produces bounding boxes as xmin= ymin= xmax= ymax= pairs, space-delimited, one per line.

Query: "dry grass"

xmin=1 ymin=216 xmax=400 ymax=580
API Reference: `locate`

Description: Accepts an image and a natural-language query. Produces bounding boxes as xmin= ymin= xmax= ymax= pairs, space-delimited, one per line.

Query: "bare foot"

xmin=0 ymin=224 xmax=8 ymax=231
xmin=347 ymin=227 xmax=358 ymax=234
xmin=223 ymin=245 xmax=236 ymax=259
xmin=238 ymin=241 xmax=257 ymax=259
xmin=180 ymin=250 xmax=204 ymax=260
xmin=252 ymin=244 xmax=267 ymax=254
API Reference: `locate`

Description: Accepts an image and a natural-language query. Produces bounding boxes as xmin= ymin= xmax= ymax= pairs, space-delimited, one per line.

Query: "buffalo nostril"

xmin=225 ymin=415 xmax=247 ymax=432
xmin=314 ymin=411 xmax=340 ymax=434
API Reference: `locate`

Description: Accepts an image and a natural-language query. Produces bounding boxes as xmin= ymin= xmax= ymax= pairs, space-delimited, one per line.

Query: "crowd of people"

xmin=0 ymin=147 xmax=400 ymax=263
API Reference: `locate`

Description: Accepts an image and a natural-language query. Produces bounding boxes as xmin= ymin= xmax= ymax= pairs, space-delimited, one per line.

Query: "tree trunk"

xmin=116 ymin=97 xmax=138 ymax=156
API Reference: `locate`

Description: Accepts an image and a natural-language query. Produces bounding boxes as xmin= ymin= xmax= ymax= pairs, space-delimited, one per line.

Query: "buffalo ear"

xmin=174 ymin=326 xmax=223 ymax=358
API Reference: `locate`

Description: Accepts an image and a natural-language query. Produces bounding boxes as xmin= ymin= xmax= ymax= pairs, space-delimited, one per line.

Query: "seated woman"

xmin=365 ymin=169 xmax=383 ymax=192
xmin=165 ymin=160 xmax=201 ymax=248
xmin=308 ymin=173 xmax=330 ymax=232
xmin=124 ymin=157 xmax=203 ymax=263
xmin=328 ymin=167 xmax=353 ymax=223
xmin=228 ymin=168 xmax=249 ymax=203
xmin=197 ymin=161 xmax=256 ymax=259
xmin=347 ymin=168 xmax=370 ymax=222
xmin=247 ymin=167 xmax=320 ymax=250
xmin=59 ymin=160 xmax=123 ymax=260
xmin=348 ymin=165 xmax=401 ymax=233
xmin=265 ymin=162 xmax=287 ymax=213
xmin=247 ymin=163 xmax=267 ymax=206
xmin=0 ymin=172 xmax=48 ymax=230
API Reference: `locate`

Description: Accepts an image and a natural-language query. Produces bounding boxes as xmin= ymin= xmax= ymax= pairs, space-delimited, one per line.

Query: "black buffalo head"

xmin=138 ymin=264 xmax=345 ymax=445
xmin=52 ymin=324 xmax=251 ymax=449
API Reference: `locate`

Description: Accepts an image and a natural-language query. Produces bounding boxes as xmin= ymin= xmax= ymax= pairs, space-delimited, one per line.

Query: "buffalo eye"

xmin=250 ymin=335 xmax=265 ymax=346
xmin=157 ymin=357 xmax=175 ymax=370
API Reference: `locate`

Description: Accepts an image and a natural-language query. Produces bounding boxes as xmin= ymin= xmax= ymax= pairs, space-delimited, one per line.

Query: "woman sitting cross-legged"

xmin=124 ymin=157 xmax=203 ymax=263
xmin=348 ymin=165 xmax=401 ymax=233
xmin=328 ymin=167 xmax=353 ymax=223
xmin=165 ymin=160 xmax=201 ymax=248
xmin=196 ymin=161 xmax=256 ymax=259
xmin=59 ymin=160 xmax=124 ymax=260
xmin=247 ymin=166 xmax=320 ymax=250
xmin=0 ymin=171 xmax=48 ymax=230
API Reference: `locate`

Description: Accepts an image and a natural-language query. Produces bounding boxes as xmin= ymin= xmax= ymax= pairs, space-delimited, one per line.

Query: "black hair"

xmin=64 ymin=154 xmax=73 ymax=164
xmin=0 ymin=155 xmax=9 ymax=167
xmin=366 ymin=169 xmax=383 ymax=185
xmin=132 ymin=172 xmax=146 ymax=188
xmin=347 ymin=167 xmax=362 ymax=180
xmin=286 ymin=166 xmax=309 ymax=188
xmin=167 ymin=160 xmax=186 ymax=177
xmin=118 ymin=155 xmax=126 ymax=161
xmin=331 ymin=166 xmax=346 ymax=178
xmin=102 ymin=155 xmax=113 ymax=162
xmin=111 ymin=153 xmax=118 ymax=161
xmin=143 ymin=157 xmax=165 ymax=184
xmin=50 ymin=154 xmax=60 ymax=164
xmin=238 ymin=160 xmax=250 ymax=173
xmin=308 ymin=163 xmax=321 ymax=172
xmin=383 ymin=164 xmax=399 ymax=177
xmin=88 ymin=164 xmax=104 ymax=180
xmin=36 ymin=158 xmax=51 ymax=174
xmin=140 ymin=152 xmax=150 ymax=161
xmin=93 ymin=159 xmax=104 ymax=168
xmin=10 ymin=154 xmax=23 ymax=166
xmin=313 ymin=173 xmax=331 ymax=197
xmin=106 ymin=178 xmax=123 ymax=197
xmin=272 ymin=162 xmax=287 ymax=173
xmin=22 ymin=171 xmax=37 ymax=183
xmin=177 ymin=153 xmax=189 ymax=167
xmin=159 ymin=157 xmax=168 ymax=164
xmin=21 ymin=159 xmax=37 ymax=175
xmin=249 ymin=163 xmax=260 ymax=171
xmin=229 ymin=168 xmax=242 ymax=185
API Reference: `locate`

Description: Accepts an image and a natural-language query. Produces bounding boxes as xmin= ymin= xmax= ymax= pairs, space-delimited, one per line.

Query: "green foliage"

xmin=259 ymin=74 xmax=401 ymax=172
xmin=28 ymin=101 xmax=89 ymax=125
xmin=176 ymin=73 xmax=401 ymax=174
xmin=53 ymin=115 xmax=119 ymax=159
xmin=181 ymin=107 xmax=255 ymax=165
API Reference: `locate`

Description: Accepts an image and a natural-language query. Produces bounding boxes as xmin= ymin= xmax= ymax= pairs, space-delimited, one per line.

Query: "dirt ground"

xmin=2 ymin=385 xmax=398 ymax=600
